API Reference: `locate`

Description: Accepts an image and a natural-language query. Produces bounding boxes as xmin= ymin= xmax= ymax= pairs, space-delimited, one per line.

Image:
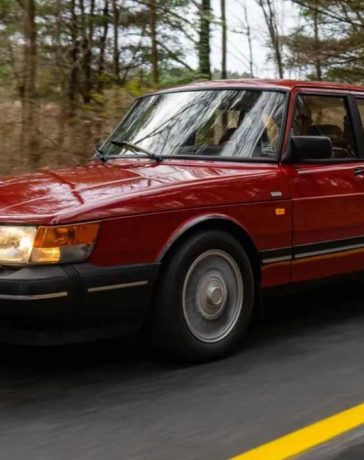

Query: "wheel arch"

xmin=158 ymin=215 xmax=261 ymax=285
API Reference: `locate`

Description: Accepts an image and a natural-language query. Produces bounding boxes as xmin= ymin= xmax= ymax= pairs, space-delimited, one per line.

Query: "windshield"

xmin=100 ymin=89 xmax=287 ymax=161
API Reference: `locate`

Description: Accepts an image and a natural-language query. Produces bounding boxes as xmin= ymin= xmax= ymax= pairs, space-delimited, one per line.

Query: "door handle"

xmin=354 ymin=167 xmax=364 ymax=176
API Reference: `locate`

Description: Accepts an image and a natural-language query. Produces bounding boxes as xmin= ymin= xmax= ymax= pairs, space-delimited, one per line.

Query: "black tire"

xmin=151 ymin=230 xmax=255 ymax=362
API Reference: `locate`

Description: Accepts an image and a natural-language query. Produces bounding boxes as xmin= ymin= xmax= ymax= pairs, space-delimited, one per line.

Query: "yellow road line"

xmin=230 ymin=403 xmax=364 ymax=460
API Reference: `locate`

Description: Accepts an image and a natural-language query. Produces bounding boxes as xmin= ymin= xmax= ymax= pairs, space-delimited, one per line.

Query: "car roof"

xmin=157 ymin=78 xmax=364 ymax=93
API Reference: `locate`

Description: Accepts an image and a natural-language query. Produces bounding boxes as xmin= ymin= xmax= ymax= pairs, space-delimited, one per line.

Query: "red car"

xmin=1 ymin=78 xmax=364 ymax=361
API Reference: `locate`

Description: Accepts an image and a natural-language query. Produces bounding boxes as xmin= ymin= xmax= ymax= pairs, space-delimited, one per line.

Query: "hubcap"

xmin=198 ymin=275 xmax=227 ymax=320
xmin=182 ymin=249 xmax=244 ymax=343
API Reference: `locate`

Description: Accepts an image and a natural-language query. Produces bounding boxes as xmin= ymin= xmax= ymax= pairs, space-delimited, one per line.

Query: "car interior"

xmin=177 ymin=109 xmax=282 ymax=159
xmin=293 ymin=95 xmax=357 ymax=159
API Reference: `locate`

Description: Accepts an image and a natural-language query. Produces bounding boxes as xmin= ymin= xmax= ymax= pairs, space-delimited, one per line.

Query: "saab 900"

xmin=1 ymin=79 xmax=364 ymax=361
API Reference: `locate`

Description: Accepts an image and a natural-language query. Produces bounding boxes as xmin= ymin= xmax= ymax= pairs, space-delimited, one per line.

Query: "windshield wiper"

xmin=111 ymin=140 xmax=163 ymax=162
xmin=94 ymin=146 xmax=107 ymax=163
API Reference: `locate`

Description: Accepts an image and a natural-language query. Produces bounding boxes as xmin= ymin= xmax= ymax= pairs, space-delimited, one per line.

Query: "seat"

xmin=308 ymin=124 xmax=344 ymax=146
xmin=308 ymin=124 xmax=350 ymax=158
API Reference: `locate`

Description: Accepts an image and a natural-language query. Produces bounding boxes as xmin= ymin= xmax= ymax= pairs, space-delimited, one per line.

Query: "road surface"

xmin=0 ymin=277 xmax=364 ymax=459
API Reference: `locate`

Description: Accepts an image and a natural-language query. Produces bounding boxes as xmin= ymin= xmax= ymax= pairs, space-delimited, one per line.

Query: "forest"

xmin=1 ymin=0 xmax=363 ymax=173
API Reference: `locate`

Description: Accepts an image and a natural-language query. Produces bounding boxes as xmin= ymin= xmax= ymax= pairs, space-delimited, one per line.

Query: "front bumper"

xmin=0 ymin=262 xmax=160 ymax=344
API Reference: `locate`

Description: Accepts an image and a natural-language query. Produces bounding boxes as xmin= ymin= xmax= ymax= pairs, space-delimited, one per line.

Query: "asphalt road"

xmin=0 ymin=278 xmax=364 ymax=459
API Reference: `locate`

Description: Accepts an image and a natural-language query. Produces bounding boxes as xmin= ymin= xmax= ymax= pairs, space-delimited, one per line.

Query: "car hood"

xmin=0 ymin=159 xmax=288 ymax=224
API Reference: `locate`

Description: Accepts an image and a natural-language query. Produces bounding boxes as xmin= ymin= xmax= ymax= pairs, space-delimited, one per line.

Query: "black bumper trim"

xmin=0 ymin=262 xmax=160 ymax=342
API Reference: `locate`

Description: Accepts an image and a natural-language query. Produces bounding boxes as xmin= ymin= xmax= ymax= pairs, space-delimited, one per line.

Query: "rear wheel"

xmin=151 ymin=230 xmax=255 ymax=362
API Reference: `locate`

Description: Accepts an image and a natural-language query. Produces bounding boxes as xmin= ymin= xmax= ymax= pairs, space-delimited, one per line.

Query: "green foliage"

xmin=211 ymin=68 xmax=251 ymax=79
xmin=159 ymin=68 xmax=201 ymax=87
xmin=126 ymin=78 xmax=146 ymax=97
xmin=285 ymin=0 xmax=364 ymax=83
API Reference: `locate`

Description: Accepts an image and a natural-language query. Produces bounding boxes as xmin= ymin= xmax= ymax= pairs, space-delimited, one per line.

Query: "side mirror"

xmin=285 ymin=136 xmax=333 ymax=162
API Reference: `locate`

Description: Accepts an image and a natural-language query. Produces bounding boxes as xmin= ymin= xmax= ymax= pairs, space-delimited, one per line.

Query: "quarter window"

xmin=293 ymin=95 xmax=356 ymax=159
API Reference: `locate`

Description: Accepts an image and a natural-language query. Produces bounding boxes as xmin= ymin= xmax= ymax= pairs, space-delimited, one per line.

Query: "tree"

xmin=111 ymin=0 xmax=120 ymax=81
xmin=21 ymin=0 xmax=38 ymax=163
xmin=150 ymin=0 xmax=158 ymax=86
xmin=220 ymin=0 xmax=227 ymax=79
xmin=312 ymin=0 xmax=322 ymax=80
xmin=241 ymin=0 xmax=254 ymax=77
xmin=97 ymin=0 xmax=110 ymax=91
xmin=285 ymin=0 xmax=364 ymax=82
xmin=79 ymin=0 xmax=95 ymax=103
xmin=68 ymin=0 xmax=79 ymax=109
xmin=198 ymin=0 xmax=211 ymax=79
xmin=256 ymin=0 xmax=284 ymax=78
xmin=0 ymin=0 xmax=204 ymax=172
xmin=284 ymin=0 xmax=325 ymax=80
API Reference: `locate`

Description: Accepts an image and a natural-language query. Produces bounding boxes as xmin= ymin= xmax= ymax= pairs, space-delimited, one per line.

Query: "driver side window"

xmin=293 ymin=94 xmax=357 ymax=159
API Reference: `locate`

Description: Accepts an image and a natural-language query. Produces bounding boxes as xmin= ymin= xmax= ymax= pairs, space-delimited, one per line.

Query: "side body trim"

xmin=261 ymin=235 xmax=364 ymax=265
xmin=0 ymin=291 xmax=68 ymax=301
xmin=261 ymin=247 xmax=292 ymax=264
xmin=87 ymin=280 xmax=148 ymax=293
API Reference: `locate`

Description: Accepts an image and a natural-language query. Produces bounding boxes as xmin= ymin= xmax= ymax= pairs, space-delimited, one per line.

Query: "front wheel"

xmin=151 ymin=230 xmax=255 ymax=362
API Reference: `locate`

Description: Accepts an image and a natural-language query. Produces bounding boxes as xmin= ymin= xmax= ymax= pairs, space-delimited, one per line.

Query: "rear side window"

xmin=293 ymin=94 xmax=357 ymax=159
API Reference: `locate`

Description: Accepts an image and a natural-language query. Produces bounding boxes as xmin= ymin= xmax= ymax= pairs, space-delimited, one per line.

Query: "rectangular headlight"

xmin=0 ymin=226 xmax=37 ymax=265
xmin=0 ymin=223 xmax=100 ymax=266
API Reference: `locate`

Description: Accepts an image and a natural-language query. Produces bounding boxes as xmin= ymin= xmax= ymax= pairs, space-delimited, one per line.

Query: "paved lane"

xmin=299 ymin=426 xmax=364 ymax=459
xmin=0 ymin=277 xmax=363 ymax=459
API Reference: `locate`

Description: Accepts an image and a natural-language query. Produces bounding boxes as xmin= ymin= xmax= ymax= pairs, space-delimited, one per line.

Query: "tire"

xmin=151 ymin=230 xmax=255 ymax=362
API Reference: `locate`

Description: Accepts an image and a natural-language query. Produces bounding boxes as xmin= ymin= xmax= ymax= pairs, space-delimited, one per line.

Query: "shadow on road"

xmin=254 ymin=275 xmax=364 ymax=342
xmin=0 ymin=274 xmax=362 ymax=378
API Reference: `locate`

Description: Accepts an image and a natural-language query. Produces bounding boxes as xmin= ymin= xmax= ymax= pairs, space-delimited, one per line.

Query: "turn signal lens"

xmin=30 ymin=247 xmax=61 ymax=264
xmin=31 ymin=222 xmax=100 ymax=264
xmin=34 ymin=223 xmax=100 ymax=248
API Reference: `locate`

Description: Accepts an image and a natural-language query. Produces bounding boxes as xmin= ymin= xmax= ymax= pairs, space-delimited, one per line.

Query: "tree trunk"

xmin=313 ymin=0 xmax=322 ymax=80
xmin=199 ymin=0 xmax=211 ymax=79
xmin=55 ymin=0 xmax=67 ymax=148
xmin=79 ymin=0 xmax=95 ymax=104
xmin=243 ymin=3 xmax=254 ymax=77
xmin=112 ymin=0 xmax=120 ymax=82
xmin=221 ymin=0 xmax=227 ymax=79
xmin=22 ymin=0 xmax=39 ymax=165
xmin=256 ymin=0 xmax=284 ymax=78
xmin=275 ymin=41 xmax=284 ymax=78
xmin=68 ymin=0 xmax=79 ymax=113
xmin=97 ymin=0 xmax=110 ymax=91
xmin=150 ymin=0 xmax=159 ymax=87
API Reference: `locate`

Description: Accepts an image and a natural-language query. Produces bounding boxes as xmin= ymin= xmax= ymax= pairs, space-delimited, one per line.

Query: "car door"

xmin=287 ymin=89 xmax=364 ymax=283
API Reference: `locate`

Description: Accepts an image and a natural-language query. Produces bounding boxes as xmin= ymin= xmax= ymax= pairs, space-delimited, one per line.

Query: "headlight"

xmin=0 ymin=226 xmax=37 ymax=265
xmin=0 ymin=222 xmax=100 ymax=266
